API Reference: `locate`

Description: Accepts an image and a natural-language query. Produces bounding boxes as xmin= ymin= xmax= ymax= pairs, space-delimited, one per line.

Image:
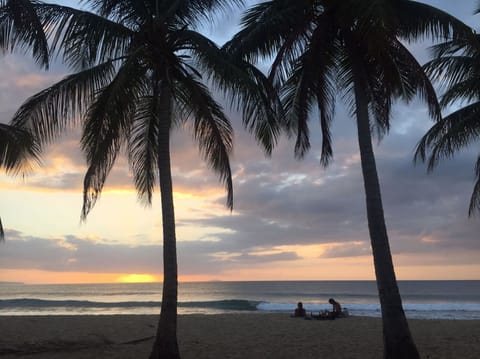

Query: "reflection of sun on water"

xmin=117 ymin=274 xmax=159 ymax=283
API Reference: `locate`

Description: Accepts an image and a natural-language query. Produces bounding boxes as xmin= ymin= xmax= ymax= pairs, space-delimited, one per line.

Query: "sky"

xmin=0 ymin=1 xmax=479 ymax=284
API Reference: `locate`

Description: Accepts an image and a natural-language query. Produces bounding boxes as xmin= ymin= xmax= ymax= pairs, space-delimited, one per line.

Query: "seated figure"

xmin=312 ymin=298 xmax=348 ymax=320
xmin=293 ymin=302 xmax=306 ymax=317
xmin=329 ymin=298 xmax=342 ymax=318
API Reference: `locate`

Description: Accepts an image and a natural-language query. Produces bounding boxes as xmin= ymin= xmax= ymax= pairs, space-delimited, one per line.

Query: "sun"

xmin=116 ymin=274 xmax=159 ymax=283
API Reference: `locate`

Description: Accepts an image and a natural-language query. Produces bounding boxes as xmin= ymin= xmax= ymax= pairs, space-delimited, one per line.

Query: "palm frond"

xmin=172 ymin=0 xmax=244 ymax=27
xmin=223 ymin=0 xmax=308 ymax=63
xmin=336 ymin=47 xmax=356 ymax=115
xmin=424 ymin=55 xmax=476 ymax=92
xmin=317 ymin=100 xmax=334 ymax=167
xmin=267 ymin=5 xmax=319 ymax=88
xmin=29 ymin=2 xmax=134 ymax=71
xmin=394 ymin=1 xmax=472 ymax=41
xmin=427 ymin=36 xmax=480 ymax=108
xmin=0 ymin=122 xmax=40 ymax=243
xmin=367 ymin=69 xmax=393 ymax=139
xmin=338 ymin=23 xmax=403 ymax=139
xmin=308 ymin=19 xmax=338 ymax=164
xmin=81 ymin=57 xmax=148 ymax=220
xmin=357 ymin=31 xmax=442 ymax=127
xmin=128 ymin=95 xmax=160 ymax=206
xmin=185 ymin=29 xmax=281 ymax=155
xmin=440 ymin=79 xmax=480 ymax=107
xmin=429 ymin=35 xmax=480 ymax=58
xmin=11 ymin=61 xmax=116 ymax=146
xmin=0 ymin=0 xmax=49 ymax=68
xmin=0 ymin=123 xmax=40 ymax=174
xmin=469 ymin=155 xmax=480 ymax=215
xmin=281 ymin=63 xmax=315 ymax=160
xmin=421 ymin=29 xmax=480 ymax=216
xmin=282 ymin=19 xmax=338 ymax=164
xmin=231 ymin=60 xmax=282 ymax=155
xmin=394 ymin=39 xmax=442 ymax=121
xmin=414 ymin=101 xmax=480 ymax=168
xmin=173 ymin=72 xmax=233 ymax=209
xmin=86 ymin=0 xmax=147 ymax=27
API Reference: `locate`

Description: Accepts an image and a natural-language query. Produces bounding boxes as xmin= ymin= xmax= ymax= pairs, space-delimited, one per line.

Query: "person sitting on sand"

xmin=293 ymin=302 xmax=306 ymax=317
xmin=328 ymin=298 xmax=342 ymax=318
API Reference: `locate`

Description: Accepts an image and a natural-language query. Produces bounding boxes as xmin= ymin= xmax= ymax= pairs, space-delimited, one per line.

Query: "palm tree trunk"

xmin=352 ymin=65 xmax=420 ymax=359
xmin=150 ymin=83 xmax=181 ymax=359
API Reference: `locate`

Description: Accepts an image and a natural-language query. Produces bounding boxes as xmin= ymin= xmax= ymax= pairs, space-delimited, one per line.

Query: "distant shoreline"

xmin=0 ymin=281 xmax=23 ymax=285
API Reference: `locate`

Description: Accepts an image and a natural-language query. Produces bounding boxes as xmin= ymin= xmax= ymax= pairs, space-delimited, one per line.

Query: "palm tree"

xmin=225 ymin=1 xmax=469 ymax=358
xmin=0 ymin=123 xmax=39 ymax=240
xmin=416 ymin=22 xmax=479 ymax=216
xmin=0 ymin=1 xmax=279 ymax=358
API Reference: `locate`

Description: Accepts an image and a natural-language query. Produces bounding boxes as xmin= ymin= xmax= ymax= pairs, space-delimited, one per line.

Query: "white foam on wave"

xmin=256 ymin=302 xmax=480 ymax=320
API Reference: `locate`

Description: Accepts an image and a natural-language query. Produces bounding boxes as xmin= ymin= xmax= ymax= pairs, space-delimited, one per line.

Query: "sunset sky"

xmin=1 ymin=0 xmax=479 ymax=284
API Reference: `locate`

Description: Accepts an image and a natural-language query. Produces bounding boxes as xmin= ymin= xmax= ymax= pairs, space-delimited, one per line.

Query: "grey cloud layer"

xmin=0 ymin=230 xmax=299 ymax=276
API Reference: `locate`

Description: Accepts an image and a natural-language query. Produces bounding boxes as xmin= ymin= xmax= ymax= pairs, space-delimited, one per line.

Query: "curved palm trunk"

xmin=352 ymin=67 xmax=420 ymax=359
xmin=150 ymin=84 xmax=181 ymax=359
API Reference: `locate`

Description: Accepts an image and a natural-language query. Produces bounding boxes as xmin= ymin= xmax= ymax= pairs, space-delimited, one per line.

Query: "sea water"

xmin=0 ymin=281 xmax=479 ymax=319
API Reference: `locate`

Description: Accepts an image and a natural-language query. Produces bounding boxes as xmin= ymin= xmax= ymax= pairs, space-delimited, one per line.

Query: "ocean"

xmin=1 ymin=281 xmax=479 ymax=320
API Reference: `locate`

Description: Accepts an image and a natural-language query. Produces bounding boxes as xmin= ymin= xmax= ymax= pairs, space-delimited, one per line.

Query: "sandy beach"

xmin=0 ymin=314 xmax=478 ymax=358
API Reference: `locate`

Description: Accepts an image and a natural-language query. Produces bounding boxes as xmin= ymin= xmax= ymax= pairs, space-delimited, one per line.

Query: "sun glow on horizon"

xmin=116 ymin=274 xmax=159 ymax=283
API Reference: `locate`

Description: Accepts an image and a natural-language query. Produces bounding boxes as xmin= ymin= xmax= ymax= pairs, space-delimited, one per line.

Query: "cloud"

xmin=0 ymin=55 xmax=68 ymax=121
xmin=0 ymin=229 xmax=300 ymax=276
xmin=320 ymin=242 xmax=372 ymax=258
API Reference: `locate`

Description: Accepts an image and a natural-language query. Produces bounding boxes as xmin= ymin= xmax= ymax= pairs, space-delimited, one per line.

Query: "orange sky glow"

xmin=2 ymin=256 xmax=479 ymax=285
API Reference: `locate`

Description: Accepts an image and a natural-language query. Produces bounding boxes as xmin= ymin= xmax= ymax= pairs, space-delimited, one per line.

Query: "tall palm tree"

xmin=1 ymin=1 xmax=279 ymax=358
xmin=225 ymin=1 xmax=469 ymax=358
xmin=0 ymin=123 xmax=39 ymax=240
xmin=416 ymin=21 xmax=479 ymax=216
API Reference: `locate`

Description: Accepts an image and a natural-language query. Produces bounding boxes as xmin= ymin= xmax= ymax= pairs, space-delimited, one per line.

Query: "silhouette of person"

xmin=294 ymin=302 xmax=306 ymax=317
xmin=328 ymin=298 xmax=342 ymax=318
